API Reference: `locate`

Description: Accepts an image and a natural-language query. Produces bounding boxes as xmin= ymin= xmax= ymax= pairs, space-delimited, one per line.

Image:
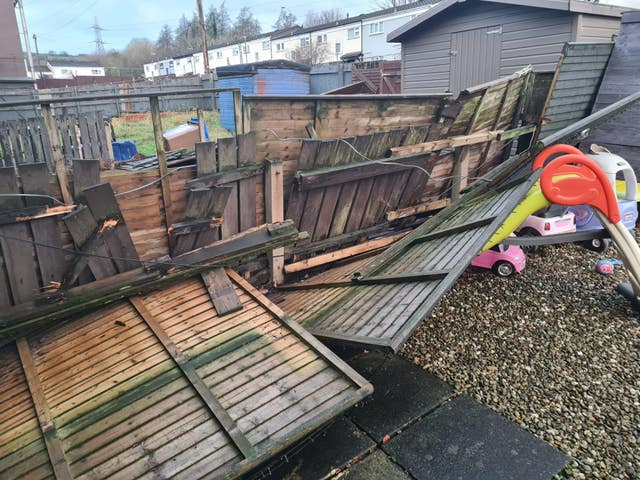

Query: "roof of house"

xmin=388 ymin=0 xmax=628 ymax=42
xmin=273 ymin=0 xmax=438 ymax=40
xmin=47 ymin=60 xmax=103 ymax=68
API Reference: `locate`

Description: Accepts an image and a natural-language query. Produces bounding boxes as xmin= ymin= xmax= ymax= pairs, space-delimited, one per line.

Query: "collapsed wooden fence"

xmin=0 ymin=71 xmax=540 ymax=309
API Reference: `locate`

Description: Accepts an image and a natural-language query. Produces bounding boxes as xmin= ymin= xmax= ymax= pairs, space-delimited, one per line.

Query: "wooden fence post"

xmin=40 ymin=104 xmax=73 ymax=204
xmin=149 ymin=95 xmax=174 ymax=236
xmin=232 ymin=89 xmax=243 ymax=134
xmin=196 ymin=108 xmax=207 ymax=141
xmin=265 ymin=158 xmax=285 ymax=286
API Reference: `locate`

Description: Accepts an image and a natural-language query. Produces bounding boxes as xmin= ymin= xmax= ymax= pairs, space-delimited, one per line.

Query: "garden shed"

xmin=216 ymin=60 xmax=310 ymax=132
xmin=387 ymin=0 xmax=627 ymax=94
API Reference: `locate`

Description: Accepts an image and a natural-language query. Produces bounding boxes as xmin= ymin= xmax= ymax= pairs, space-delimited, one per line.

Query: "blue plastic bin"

xmin=112 ymin=141 xmax=138 ymax=161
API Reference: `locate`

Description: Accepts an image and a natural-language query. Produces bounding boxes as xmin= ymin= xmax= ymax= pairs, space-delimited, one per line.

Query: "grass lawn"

xmin=111 ymin=110 xmax=231 ymax=156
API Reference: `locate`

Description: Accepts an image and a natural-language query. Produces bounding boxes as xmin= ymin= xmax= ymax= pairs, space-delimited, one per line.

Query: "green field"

xmin=111 ymin=111 xmax=231 ymax=156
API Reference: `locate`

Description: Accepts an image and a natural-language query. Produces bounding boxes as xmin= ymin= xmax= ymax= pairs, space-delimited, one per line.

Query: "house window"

xmin=61 ymin=68 xmax=70 ymax=74
xmin=216 ymin=51 xmax=223 ymax=59
xmin=232 ymin=47 xmax=239 ymax=56
xmin=243 ymin=44 xmax=250 ymax=54
xmin=276 ymin=42 xmax=285 ymax=51
xmin=195 ymin=56 xmax=200 ymax=63
xmin=291 ymin=51 xmax=297 ymax=60
xmin=208 ymin=52 xmax=214 ymax=60
xmin=175 ymin=60 xmax=181 ymax=65
xmin=316 ymin=34 xmax=327 ymax=44
xmin=262 ymin=40 xmax=270 ymax=50
xmin=369 ymin=21 xmax=383 ymax=34
xmin=300 ymin=37 xmax=309 ymax=47
xmin=347 ymin=27 xmax=360 ymax=39
xmin=255 ymin=52 xmax=259 ymax=61
xmin=335 ymin=42 xmax=341 ymax=54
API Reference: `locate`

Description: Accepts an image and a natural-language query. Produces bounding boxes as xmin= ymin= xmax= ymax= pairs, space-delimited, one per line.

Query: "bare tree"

xmin=304 ymin=8 xmax=344 ymax=27
xmin=273 ymin=7 xmax=297 ymax=30
xmin=374 ymin=0 xmax=424 ymax=9
xmin=231 ymin=7 xmax=261 ymax=40
xmin=155 ymin=24 xmax=174 ymax=60
xmin=290 ymin=42 xmax=331 ymax=65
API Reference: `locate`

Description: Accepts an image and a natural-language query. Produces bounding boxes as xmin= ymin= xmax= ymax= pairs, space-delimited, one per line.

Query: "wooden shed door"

xmin=449 ymin=25 xmax=502 ymax=94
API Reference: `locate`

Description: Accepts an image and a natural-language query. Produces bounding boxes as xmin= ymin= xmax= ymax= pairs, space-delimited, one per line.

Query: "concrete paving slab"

xmin=347 ymin=350 xmax=453 ymax=440
xmin=382 ymin=395 xmax=569 ymax=480
xmin=259 ymin=416 xmax=375 ymax=480
xmin=342 ymin=450 xmax=413 ymax=480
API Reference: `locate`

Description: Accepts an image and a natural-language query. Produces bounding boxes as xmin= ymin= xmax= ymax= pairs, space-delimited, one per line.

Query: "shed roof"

xmin=215 ymin=60 xmax=311 ymax=78
xmin=388 ymin=0 xmax=628 ymax=42
xmin=47 ymin=60 xmax=102 ymax=68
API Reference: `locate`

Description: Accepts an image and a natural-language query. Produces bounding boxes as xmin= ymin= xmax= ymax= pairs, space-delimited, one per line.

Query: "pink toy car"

xmin=516 ymin=205 xmax=576 ymax=237
xmin=471 ymin=243 xmax=526 ymax=277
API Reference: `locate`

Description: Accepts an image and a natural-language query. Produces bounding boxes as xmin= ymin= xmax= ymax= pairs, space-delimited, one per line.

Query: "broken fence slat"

xmin=18 ymin=163 xmax=51 ymax=207
xmin=202 ymin=268 xmax=243 ymax=316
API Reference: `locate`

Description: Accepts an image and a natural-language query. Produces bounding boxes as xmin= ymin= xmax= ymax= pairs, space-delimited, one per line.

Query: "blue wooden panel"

xmin=216 ymin=75 xmax=255 ymax=133
xmin=254 ymin=68 xmax=310 ymax=95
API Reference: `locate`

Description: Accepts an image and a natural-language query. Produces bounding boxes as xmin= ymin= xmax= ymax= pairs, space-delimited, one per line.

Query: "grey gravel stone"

xmin=400 ymin=242 xmax=640 ymax=480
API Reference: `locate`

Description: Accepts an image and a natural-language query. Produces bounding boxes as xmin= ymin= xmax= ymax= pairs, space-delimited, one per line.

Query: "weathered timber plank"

xmin=238 ymin=133 xmax=257 ymax=231
xmin=297 ymin=155 xmax=430 ymax=191
xmin=72 ymin=160 xmax=100 ymax=200
xmin=128 ymin=295 xmax=256 ymax=458
xmin=188 ymin=165 xmax=263 ymax=189
xmin=31 ymin=217 xmax=67 ymax=286
xmin=16 ymin=337 xmax=73 ymax=480
xmin=63 ymin=206 xmax=117 ymax=280
xmin=0 ymin=222 xmax=40 ymax=304
xmin=201 ymin=268 xmax=243 ymax=315
xmin=18 ymin=163 xmax=51 ymax=207
xmin=344 ymin=178 xmax=374 ymax=233
xmin=196 ymin=141 xmax=217 ymax=177
xmin=0 ymin=166 xmax=22 ymax=210
xmin=83 ymin=182 xmax=139 ymax=272
xmin=312 ymin=185 xmax=340 ymax=241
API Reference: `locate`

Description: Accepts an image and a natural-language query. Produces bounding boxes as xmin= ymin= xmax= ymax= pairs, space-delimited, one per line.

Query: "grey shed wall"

xmin=401 ymin=2 xmax=620 ymax=94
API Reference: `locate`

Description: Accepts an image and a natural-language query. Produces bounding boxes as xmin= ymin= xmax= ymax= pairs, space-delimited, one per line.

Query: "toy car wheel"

xmin=516 ymin=227 xmax=540 ymax=253
xmin=493 ymin=261 xmax=515 ymax=277
xmin=582 ymin=238 xmax=611 ymax=253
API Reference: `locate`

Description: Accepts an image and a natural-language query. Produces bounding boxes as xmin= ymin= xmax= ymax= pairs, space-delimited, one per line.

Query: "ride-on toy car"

xmin=471 ymin=243 xmax=526 ymax=277
xmin=515 ymin=204 xmax=576 ymax=251
xmin=568 ymin=152 xmax=638 ymax=252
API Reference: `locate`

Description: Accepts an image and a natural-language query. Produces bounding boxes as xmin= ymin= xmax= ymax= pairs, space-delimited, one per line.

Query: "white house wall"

xmin=142 ymin=3 xmax=432 ymax=78
xmin=363 ymin=6 xmax=432 ymax=60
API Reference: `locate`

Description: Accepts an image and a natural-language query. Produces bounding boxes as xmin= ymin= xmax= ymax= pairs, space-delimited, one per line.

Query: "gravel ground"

xmin=401 ymin=242 xmax=640 ymax=480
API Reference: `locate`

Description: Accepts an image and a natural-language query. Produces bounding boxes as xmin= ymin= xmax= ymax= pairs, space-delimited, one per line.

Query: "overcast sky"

xmin=21 ymin=0 xmax=378 ymax=55
xmin=20 ymin=0 xmax=638 ymax=55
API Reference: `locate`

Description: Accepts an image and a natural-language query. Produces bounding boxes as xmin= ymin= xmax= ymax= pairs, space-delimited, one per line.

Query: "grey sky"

xmin=21 ymin=0 xmax=378 ymax=55
xmin=20 ymin=0 xmax=638 ymax=55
